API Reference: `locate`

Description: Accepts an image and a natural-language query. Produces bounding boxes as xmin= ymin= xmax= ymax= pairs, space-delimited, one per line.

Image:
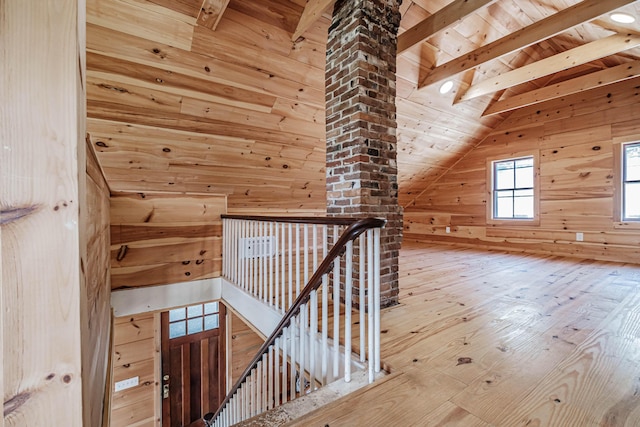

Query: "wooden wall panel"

xmin=111 ymin=313 xmax=159 ymax=427
xmin=229 ymin=312 xmax=264 ymax=385
xmin=406 ymin=77 xmax=640 ymax=264
xmin=82 ymin=139 xmax=113 ymax=427
xmin=110 ymin=193 xmax=226 ymax=289
xmin=1 ymin=0 xmax=87 ymax=425
xmin=86 ymin=0 xmax=327 ymax=211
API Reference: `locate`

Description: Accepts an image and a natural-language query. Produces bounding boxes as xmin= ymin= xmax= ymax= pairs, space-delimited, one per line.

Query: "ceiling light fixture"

xmin=610 ymin=12 xmax=636 ymax=24
xmin=439 ymin=80 xmax=454 ymax=94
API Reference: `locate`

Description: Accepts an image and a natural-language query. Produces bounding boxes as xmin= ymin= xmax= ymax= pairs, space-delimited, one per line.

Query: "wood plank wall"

xmin=83 ymin=137 xmax=113 ymax=426
xmin=110 ymin=193 xmax=226 ymax=289
xmin=111 ymin=313 xmax=159 ymax=427
xmin=229 ymin=312 xmax=265 ymax=386
xmin=405 ymin=77 xmax=640 ymax=264
xmin=1 ymin=0 xmax=96 ymax=425
xmin=86 ymin=0 xmax=328 ymax=212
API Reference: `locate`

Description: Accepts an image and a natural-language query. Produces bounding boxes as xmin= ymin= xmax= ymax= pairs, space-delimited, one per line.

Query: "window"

xmin=491 ymin=156 xmax=535 ymax=220
xmin=623 ymin=142 xmax=640 ymax=221
xmin=168 ymin=302 xmax=219 ymax=339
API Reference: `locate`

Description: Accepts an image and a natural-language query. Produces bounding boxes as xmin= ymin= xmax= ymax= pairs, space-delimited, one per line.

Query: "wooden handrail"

xmin=214 ymin=216 xmax=386 ymax=419
xmin=221 ymin=214 xmax=365 ymax=226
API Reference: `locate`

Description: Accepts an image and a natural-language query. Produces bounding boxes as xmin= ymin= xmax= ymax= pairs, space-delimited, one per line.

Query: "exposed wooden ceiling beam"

xmin=197 ymin=0 xmax=230 ymax=31
xmin=419 ymin=0 xmax=639 ymax=89
xmin=483 ymin=60 xmax=640 ymax=116
xmin=398 ymin=0 xmax=497 ymax=54
xmin=458 ymin=33 xmax=640 ymax=102
xmin=292 ymin=0 xmax=335 ymax=41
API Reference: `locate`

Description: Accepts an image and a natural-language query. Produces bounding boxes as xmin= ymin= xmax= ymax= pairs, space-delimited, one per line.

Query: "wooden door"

xmin=161 ymin=302 xmax=226 ymax=427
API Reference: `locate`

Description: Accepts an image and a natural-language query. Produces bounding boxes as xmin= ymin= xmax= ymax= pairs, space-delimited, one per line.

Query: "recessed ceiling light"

xmin=611 ymin=12 xmax=635 ymax=24
xmin=439 ymin=80 xmax=454 ymax=94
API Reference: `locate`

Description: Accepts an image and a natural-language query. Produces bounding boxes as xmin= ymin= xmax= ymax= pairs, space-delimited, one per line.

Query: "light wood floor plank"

xmin=289 ymin=241 xmax=640 ymax=426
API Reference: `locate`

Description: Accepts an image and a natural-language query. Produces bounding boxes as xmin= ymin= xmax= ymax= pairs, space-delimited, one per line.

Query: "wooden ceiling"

xmin=86 ymin=0 xmax=640 ymax=211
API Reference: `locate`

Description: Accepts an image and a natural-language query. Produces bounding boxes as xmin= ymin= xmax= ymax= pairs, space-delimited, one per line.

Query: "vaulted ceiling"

xmin=86 ymin=0 xmax=640 ymax=211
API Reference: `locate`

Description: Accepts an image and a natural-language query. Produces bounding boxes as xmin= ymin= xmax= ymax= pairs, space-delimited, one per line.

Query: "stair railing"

xmin=214 ymin=216 xmax=385 ymax=426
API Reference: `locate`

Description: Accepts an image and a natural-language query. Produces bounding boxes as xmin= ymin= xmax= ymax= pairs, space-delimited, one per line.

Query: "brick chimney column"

xmin=325 ymin=0 xmax=403 ymax=308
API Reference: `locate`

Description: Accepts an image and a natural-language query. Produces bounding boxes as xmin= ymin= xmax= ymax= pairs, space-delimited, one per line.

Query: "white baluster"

xmin=367 ymin=229 xmax=374 ymax=383
xmin=344 ymin=239 xmax=353 ymax=383
xmin=290 ymin=319 xmax=296 ymax=399
xmin=269 ymin=221 xmax=274 ymax=306
xmin=288 ymin=223 xmax=293 ymax=310
xmin=281 ymin=326 xmax=288 ymax=404
xmin=309 ymin=289 xmax=317 ymax=389
xmin=374 ymin=227 xmax=381 ymax=373
xmin=274 ymin=222 xmax=280 ymax=311
xmin=332 ymin=242 xmax=340 ymax=381
xmin=359 ymin=233 xmax=366 ymax=363
xmin=295 ymin=223 xmax=300 ymax=299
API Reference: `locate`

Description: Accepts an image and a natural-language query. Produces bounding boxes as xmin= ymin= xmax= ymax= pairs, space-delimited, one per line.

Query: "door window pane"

xmin=204 ymin=314 xmax=219 ymax=331
xmin=204 ymin=302 xmax=219 ymax=315
xmin=169 ymin=307 xmax=186 ymax=322
xmin=169 ymin=321 xmax=186 ymax=339
xmin=187 ymin=304 xmax=203 ymax=318
xmin=168 ymin=301 xmax=220 ymax=339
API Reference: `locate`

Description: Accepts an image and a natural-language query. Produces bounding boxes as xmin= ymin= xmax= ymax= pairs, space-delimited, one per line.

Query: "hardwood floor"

xmin=288 ymin=241 xmax=640 ymax=426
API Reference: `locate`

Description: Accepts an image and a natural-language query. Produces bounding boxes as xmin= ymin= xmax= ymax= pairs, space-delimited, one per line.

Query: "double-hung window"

xmin=622 ymin=142 xmax=640 ymax=221
xmin=491 ymin=156 xmax=535 ymax=220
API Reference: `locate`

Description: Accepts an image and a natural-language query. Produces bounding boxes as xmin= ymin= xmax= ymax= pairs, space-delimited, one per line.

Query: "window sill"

xmin=487 ymin=218 xmax=540 ymax=226
xmin=614 ymin=221 xmax=640 ymax=230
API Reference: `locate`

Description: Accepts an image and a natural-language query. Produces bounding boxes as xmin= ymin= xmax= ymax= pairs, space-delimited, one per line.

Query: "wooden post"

xmin=1 ymin=0 xmax=86 ymax=425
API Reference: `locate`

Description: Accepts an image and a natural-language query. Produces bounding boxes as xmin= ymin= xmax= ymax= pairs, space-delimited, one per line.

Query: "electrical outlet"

xmin=576 ymin=232 xmax=584 ymax=242
xmin=114 ymin=376 xmax=139 ymax=392
xmin=445 ymin=226 xmax=451 ymax=234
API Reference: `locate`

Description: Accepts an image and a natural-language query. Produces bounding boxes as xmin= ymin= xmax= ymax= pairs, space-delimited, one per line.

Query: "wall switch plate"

xmin=445 ymin=226 xmax=451 ymax=234
xmin=114 ymin=376 xmax=139 ymax=392
xmin=576 ymin=232 xmax=584 ymax=242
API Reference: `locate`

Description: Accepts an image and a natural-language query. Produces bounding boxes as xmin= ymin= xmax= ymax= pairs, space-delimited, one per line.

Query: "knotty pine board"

xmin=406 ymin=77 xmax=640 ymax=264
xmin=111 ymin=313 xmax=159 ymax=427
xmin=83 ymin=138 xmax=113 ymax=427
xmin=229 ymin=312 xmax=265 ymax=385
xmin=110 ymin=193 xmax=226 ymax=289
xmin=291 ymin=242 xmax=640 ymax=426
xmin=1 ymin=0 xmax=89 ymax=425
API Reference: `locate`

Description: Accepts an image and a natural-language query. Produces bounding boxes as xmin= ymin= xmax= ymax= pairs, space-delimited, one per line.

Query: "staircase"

xmin=211 ymin=215 xmax=386 ymax=426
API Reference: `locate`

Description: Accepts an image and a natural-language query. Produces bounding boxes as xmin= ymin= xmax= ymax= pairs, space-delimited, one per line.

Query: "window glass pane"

xmin=169 ymin=308 xmax=186 ymax=322
xmin=515 ymin=157 xmax=534 ymax=168
xmin=169 ymin=321 xmax=186 ymax=339
xmin=204 ymin=314 xmax=219 ymax=330
xmin=204 ymin=302 xmax=219 ymax=315
xmin=495 ymin=190 xmax=513 ymax=218
xmin=187 ymin=304 xmax=203 ymax=318
xmin=515 ymin=163 xmax=533 ymax=189
xmin=624 ymin=182 xmax=640 ymax=219
xmin=513 ymin=194 xmax=534 ymax=218
xmin=187 ymin=317 xmax=203 ymax=334
xmin=495 ymin=161 xmax=514 ymax=190
xmin=625 ymin=144 xmax=640 ymax=181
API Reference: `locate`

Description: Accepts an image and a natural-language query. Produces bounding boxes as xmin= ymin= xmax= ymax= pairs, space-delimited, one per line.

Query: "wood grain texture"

xmin=1 ymin=0 xmax=85 ymax=425
xmin=229 ymin=312 xmax=265 ymax=385
xmin=291 ymin=242 xmax=640 ymax=426
xmin=110 ymin=193 xmax=226 ymax=289
xmin=111 ymin=313 xmax=158 ymax=427
xmin=406 ymin=77 xmax=640 ymax=264
xmin=82 ymin=136 xmax=113 ymax=427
